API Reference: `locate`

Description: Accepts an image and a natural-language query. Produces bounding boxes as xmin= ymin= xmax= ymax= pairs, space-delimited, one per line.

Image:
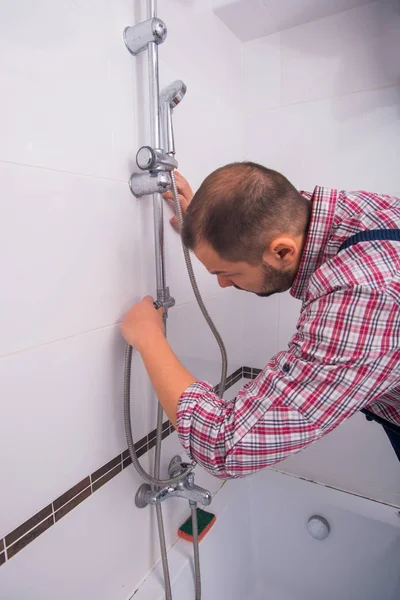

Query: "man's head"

xmin=182 ymin=162 xmax=311 ymax=297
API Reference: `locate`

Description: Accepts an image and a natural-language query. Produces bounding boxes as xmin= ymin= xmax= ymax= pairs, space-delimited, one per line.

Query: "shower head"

xmin=160 ymin=80 xmax=187 ymax=109
xmin=160 ymin=80 xmax=187 ymax=155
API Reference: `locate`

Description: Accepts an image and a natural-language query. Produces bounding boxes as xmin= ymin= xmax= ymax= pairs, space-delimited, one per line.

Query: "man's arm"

xmin=176 ymin=285 xmax=399 ymax=478
xmin=122 ymin=287 xmax=397 ymax=479
xmin=121 ymin=296 xmax=197 ymax=428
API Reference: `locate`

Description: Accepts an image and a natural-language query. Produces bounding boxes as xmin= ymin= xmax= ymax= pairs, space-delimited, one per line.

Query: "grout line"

xmin=0 ymin=322 xmax=123 ymax=360
xmin=1 ymin=291 xmax=229 ymax=359
xmin=273 ymin=468 xmax=400 ymax=510
xmin=245 ymin=83 xmax=400 ymax=117
xmin=0 ymin=159 xmax=129 ymax=185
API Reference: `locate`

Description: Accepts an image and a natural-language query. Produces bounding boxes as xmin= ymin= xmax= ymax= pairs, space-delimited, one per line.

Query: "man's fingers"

xmin=163 ymin=186 xmax=191 ymax=205
xmin=172 ymin=172 xmax=194 ymax=203
xmin=170 ymin=216 xmax=180 ymax=232
xmin=163 ymin=193 xmax=188 ymax=211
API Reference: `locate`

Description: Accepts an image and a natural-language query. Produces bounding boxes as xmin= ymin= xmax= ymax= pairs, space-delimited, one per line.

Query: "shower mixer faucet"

xmin=135 ymin=456 xmax=212 ymax=508
xmin=128 ymin=146 xmax=176 ymax=198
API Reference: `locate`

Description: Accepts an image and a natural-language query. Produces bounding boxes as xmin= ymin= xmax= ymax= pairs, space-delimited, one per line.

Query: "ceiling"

xmin=212 ymin=0 xmax=375 ymax=41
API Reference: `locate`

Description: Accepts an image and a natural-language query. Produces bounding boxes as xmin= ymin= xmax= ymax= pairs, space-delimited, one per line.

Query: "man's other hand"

xmin=162 ymin=171 xmax=193 ymax=231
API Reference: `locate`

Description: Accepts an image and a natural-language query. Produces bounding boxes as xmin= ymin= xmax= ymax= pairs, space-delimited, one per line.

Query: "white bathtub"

xmin=133 ymin=470 xmax=400 ymax=600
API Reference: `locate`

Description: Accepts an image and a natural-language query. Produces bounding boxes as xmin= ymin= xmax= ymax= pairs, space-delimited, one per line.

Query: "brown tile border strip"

xmin=53 ymin=477 xmax=90 ymax=512
xmin=54 ymin=486 xmax=92 ymax=522
xmin=0 ymin=366 xmax=256 ymax=567
xmin=243 ymin=366 xmax=261 ymax=379
xmin=7 ymin=516 xmax=54 ymax=560
xmin=92 ymin=464 xmax=122 ymax=493
xmin=5 ymin=505 xmax=52 ymax=548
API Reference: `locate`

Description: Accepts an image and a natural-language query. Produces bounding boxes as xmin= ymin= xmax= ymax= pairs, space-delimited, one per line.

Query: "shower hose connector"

xmin=154 ymin=286 xmax=175 ymax=314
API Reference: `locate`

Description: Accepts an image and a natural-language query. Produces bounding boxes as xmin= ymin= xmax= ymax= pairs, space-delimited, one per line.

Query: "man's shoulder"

xmin=334 ymin=189 xmax=400 ymax=222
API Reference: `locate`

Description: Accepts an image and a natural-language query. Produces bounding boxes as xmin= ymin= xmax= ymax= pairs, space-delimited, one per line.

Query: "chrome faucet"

xmin=135 ymin=456 xmax=212 ymax=508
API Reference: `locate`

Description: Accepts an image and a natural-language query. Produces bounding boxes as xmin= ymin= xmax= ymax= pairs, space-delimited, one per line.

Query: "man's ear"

xmin=263 ymin=236 xmax=298 ymax=267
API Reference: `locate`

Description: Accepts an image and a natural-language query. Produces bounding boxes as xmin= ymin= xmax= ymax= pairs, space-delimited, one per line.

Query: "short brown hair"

xmin=182 ymin=162 xmax=311 ymax=264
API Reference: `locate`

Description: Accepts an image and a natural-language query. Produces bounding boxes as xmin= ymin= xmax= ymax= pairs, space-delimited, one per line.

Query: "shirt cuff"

xmin=176 ymin=380 xmax=215 ymax=459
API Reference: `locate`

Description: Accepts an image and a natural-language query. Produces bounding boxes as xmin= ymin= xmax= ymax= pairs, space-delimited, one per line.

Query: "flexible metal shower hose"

xmin=170 ymin=170 xmax=228 ymax=396
xmin=123 ymin=169 xmax=228 ymax=599
xmin=123 ymin=170 xmax=228 ymax=485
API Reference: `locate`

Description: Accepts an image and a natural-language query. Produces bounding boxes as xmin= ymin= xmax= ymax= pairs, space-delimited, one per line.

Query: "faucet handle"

xmin=136 ymin=146 xmax=178 ymax=172
xmin=168 ymin=455 xmax=184 ymax=478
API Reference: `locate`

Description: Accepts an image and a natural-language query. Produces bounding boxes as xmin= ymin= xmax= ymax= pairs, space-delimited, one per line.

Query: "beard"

xmin=234 ymin=262 xmax=295 ymax=297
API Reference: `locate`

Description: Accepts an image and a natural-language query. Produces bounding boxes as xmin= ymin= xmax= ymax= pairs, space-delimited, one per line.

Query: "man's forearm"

xmin=138 ymin=330 xmax=197 ymax=428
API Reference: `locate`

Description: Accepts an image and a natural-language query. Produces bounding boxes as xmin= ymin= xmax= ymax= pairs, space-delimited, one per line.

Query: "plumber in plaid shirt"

xmin=121 ymin=162 xmax=400 ymax=477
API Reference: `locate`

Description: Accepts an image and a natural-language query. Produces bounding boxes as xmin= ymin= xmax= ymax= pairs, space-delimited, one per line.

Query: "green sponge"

xmin=178 ymin=508 xmax=216 ymax=543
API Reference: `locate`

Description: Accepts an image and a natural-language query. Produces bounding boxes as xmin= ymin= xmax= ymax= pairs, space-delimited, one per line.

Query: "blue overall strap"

xmin=337 ymin=227 xmax=400 ymax=461
xmin=338 ymin=229 xmax=400 ymax=253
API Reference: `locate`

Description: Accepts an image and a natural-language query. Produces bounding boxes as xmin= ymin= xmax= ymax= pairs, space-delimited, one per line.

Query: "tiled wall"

xmin=0 ymin=0 xmax=245 ymax=597
xmin=243 ymin=0 xmax=400 ymax=506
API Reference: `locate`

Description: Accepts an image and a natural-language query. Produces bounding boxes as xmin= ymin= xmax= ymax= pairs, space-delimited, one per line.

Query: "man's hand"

xmin=163 ymin=171 xmax=193 ymax=231
xmin=120 ymin=295 xmax=197 ymax=428
xmin=121 ymin=296 xmax=164 ymax=351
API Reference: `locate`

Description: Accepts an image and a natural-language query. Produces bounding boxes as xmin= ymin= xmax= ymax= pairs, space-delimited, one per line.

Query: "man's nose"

xmin=217 ymin=275 xmax=233 ymax=288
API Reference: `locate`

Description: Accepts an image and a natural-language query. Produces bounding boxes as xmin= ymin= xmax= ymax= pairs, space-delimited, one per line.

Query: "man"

xmin=121 ymin=162 xmax=400 ymax=478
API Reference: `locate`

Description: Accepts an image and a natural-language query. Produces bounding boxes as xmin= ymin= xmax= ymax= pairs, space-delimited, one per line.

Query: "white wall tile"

xmin=0 ymin=0 xmax=136 ymax=181
xmin=244 ymin=86 xmax=400 ymax=193
xmin=0 ymin=162 xmax=142 ymax=356
xmin=277 ymin=291 xmax=301 ymax=351
xmin=281 ymin=1 xmax=400 ymax=106
xmin=243 ymin=33 xmax=281 ymax=111
xmin=167 ymin=289 xmax=245 ymax=378
xmin=162 ymin=0 xmax=243 ymax=111
xmin=277 ymin=412 xmax=400 ymax=506
xmin=0 ymin=324 xmax=157 ymax=536
xmin=239 ymin=292 xmax=279 ymax=367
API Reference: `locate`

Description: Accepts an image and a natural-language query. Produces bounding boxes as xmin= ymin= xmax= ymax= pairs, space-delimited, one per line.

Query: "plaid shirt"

xmin=177 ymin=187 xmax=400 ymax=478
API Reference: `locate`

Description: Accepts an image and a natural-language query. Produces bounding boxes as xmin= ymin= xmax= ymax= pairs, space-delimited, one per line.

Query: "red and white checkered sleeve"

xmin=176 ymin=378 xmax=322 ymax=478
xmin=176 ymin=286 xmax=397 ymax=479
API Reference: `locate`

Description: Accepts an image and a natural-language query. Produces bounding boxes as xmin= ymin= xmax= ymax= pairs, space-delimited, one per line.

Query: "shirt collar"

xmin=290 ymin=186 xmax=338 ymax=300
